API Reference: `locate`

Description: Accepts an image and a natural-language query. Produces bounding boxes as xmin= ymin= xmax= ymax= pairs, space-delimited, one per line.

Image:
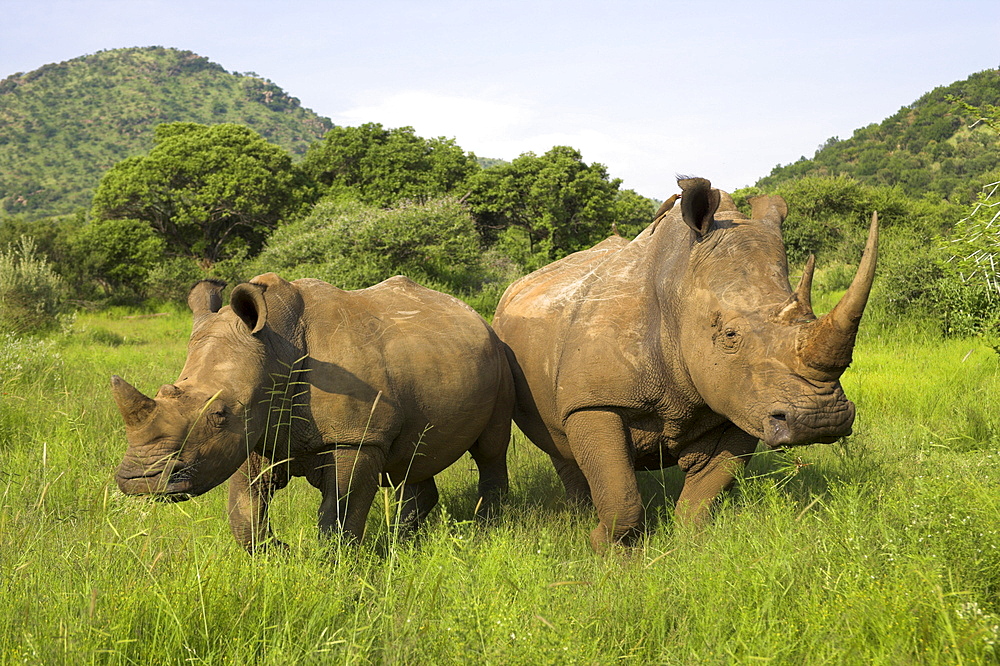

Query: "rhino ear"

xmin=748 ymin=195 xmax=789 ymax=228
xmin=230 ymin=283 xmax=267 ymax=335
xmin=677 ymin=177 xmax=720 ymax=236
xmin=188 ymin=279 xmax=226 ymax=318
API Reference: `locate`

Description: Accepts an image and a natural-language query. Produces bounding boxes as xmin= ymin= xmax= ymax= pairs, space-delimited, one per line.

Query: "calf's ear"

xmin=188 ymin=279 xmax=227 ymax=318
xmin=230 ymin=283 xmax=267 ymax=334
xmin=748 ymin=195 xmax=789 ymax=228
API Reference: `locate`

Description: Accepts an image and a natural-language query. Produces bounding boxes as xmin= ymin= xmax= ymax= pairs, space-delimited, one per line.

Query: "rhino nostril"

xmin=766 ymin=412 xmax=792 ymax=447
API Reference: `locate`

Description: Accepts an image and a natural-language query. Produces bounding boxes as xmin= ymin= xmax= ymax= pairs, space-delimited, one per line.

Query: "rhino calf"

xmin=112 ymin=273 xmax=513 ymax=551
xmin=494 ymin=177 xmax=877 ymax=552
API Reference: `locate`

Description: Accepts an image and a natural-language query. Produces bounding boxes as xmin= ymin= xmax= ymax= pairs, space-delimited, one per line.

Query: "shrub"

xmin=252 ymin=197 xmax=515 ymax=315
xmin=932 ymin=180 xmax=1000 ymax=338
xmin=0 ymin=235 xmax=66 ymax=334
xmin=73 ymin=218 xmax=165 ymax=302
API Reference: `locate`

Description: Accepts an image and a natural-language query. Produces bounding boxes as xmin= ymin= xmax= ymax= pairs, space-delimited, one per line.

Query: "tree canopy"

xmin=465 ymin=146 xmax=654 ymax=269
xmin=301 ymin=123 xmax=478 ymax=207
xmin=90 ymin=122 xmax=312 ymax=265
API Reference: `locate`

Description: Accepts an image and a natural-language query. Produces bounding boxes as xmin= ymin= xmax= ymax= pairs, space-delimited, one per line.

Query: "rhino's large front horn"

xmin=110 ymin=375 xmax=156 ymax=427
xmin=797 ymin=212 xmax=879 ymax=375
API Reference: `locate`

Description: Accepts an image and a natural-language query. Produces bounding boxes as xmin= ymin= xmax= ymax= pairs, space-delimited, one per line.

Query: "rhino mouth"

xmin=762 ymin=401 xmax=855 ymax=448
xmin=116 ymin=460 xmax=203 ymax=500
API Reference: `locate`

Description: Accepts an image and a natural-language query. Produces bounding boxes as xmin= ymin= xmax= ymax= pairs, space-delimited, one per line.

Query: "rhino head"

xmin=672 ymin=177 xmax=876 ymax=448
xmin=112 ymin=276 xmax=296 ymax=499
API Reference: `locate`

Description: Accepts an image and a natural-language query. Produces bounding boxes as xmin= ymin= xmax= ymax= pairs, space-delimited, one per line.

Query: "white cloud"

xmin=333 ymin=90 xmax=533 ymax=153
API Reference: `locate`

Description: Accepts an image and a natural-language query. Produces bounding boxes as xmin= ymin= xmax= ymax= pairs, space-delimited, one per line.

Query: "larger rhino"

xmin=112 ymin=273 xmax=513 ymax=551
xmin=493 ymin=177 xmax=877 ymax=552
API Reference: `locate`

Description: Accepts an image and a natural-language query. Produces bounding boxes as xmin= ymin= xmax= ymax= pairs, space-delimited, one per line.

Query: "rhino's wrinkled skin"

xmin=112 ymin=273 xmax=513 ymax=551
xmin=493 ymin=177 xmax=877 ymax=552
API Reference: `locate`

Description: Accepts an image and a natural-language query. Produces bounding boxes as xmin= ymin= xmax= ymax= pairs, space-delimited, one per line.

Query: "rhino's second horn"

xmin=796 ymin=211 xmax=879 ymax=375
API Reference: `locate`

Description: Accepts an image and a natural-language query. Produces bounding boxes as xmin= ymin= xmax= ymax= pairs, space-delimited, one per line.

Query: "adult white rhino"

xmin=112 ymin=273 xmax=513 ymax=551
xmin=493 ymin=177 xmax=877 ymax=552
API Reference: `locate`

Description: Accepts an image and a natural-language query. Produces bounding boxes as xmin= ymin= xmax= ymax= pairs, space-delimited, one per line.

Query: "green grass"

xmin=3 ymin=309 xmax=1000 ymax=664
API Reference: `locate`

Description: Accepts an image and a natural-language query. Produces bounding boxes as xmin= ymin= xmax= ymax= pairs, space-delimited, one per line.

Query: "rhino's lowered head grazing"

xmin=673 ymin=177 xmax=877 ymax=449
xmin=111 ymin=279 xmax=279 ymax=499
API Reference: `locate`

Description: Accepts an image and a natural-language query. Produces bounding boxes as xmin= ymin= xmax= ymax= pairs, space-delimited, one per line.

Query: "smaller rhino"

xmin=111 ymin=273 xmax=513 ymax=551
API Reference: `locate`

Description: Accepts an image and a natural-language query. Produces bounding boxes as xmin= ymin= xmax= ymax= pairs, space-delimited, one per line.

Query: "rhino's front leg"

xmin=317 ymin=445 xmax=386 ymax=542
xmin=227 ymin=451 xmax=289 ymax=553
xmin=550 ymin=456 xmax=593 ymax=506
xmin=674 ymin=427 xmax=757 ymax=526
xmin=565 ymin=409 xmax=643 ymax=553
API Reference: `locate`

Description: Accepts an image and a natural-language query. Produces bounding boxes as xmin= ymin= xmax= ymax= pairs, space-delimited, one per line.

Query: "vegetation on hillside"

xmin=758 ymin=69 xmax=1000 ymax=203
xmin=0 ymin=46 xmax=332 ymax=217
xmin=0 ymin=50 xmax=998 ymax=341
xmin=1 ymin=113 xmax=656 ymax=320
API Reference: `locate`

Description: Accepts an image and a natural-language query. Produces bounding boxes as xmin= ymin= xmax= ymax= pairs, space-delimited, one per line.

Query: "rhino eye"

xmin=717 ymin=327 xmax=743 ymax=353
xmin=207 ymin=408 xmax=228 ymax=428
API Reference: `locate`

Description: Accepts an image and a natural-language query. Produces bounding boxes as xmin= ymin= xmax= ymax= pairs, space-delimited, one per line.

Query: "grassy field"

xmin=3 ymin=306 xmax=1000 ymax=664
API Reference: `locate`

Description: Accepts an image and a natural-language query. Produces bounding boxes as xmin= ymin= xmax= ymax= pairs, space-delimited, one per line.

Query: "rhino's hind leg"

xmin=394 ymin=478 xmax=439 ymax=534
xmin=469 ymin=423 xmax=511 ymax=523
xmin=565 ymin=409 xmax=643 ymax=552
xmin=227 ymin=452 xmax=289 ymax=554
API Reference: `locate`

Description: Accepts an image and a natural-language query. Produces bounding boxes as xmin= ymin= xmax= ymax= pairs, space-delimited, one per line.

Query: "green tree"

xmin=91 ymin=122 xmax=312 ymax=266
xmin=465 ymin=146 xmax=645 ymax=269
xmin=948 ymin=95 xmax=1000 ymax=135
xmin=73 ymin=218 xmax=166 ymax=300
xmin=301 ymin=123 xmax=477 ymax=207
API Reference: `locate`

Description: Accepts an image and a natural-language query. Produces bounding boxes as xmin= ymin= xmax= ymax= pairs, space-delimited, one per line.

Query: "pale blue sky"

xmin=3 ymin=0 xmax=998 ymax=198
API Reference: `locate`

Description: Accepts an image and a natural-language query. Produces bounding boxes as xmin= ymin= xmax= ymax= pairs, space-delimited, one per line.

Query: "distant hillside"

xmin=757 ymin=69 xmax=1000 ymax=202
xmin=0 ymin=46 xmax=333 ymax=218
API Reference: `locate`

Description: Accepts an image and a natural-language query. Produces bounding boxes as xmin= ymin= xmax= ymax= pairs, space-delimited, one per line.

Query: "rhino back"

xmin=495 ymin=221 xmax=691 ymax=440
xmin=294 ymin=276 xmax=507 ymax=474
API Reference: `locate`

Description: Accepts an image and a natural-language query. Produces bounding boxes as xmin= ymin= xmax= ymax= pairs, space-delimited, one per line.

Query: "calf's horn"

xmin=110 ymin=375 xmax=156 ymax=427
xmin=774 ymin=254 xmax=817 ymax=323
xmin=797 ymin=212 xmax=878 ymax=374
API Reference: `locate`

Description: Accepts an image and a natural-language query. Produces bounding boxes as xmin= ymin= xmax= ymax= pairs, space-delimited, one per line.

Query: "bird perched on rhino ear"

xmin=649 ymin=192 xmax=681 ymax=234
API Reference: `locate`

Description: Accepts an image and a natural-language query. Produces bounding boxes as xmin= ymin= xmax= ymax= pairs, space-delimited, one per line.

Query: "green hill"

xmin=0 ymin=46 xmax=333 ymax=218
xmin=757 ymin=69 xmax=1000 ymax=202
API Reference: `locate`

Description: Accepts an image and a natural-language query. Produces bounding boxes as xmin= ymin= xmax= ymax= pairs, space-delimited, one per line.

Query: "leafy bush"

xmin=0 ymin=235 xmax=66 ymax=334
xmin=930 ymin=271 xmax=1000 ymax=338
xmin=73 ymin=218 xmax=166 ymax=301
xmin=141 ymin=257 xmax=208 ymax=305
xmin=931 ymin=180 xmax=1000 ymax=338
xmin=252 ymin=197 xmax=517 ymax=316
